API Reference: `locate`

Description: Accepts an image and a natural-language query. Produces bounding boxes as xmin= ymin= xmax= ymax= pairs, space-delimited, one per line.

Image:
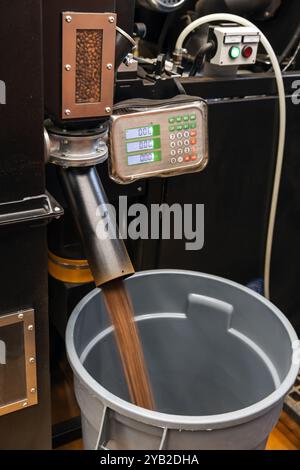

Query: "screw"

xmin=65 ymin=15 xmax=72 ymax=23
xmin=28 ymin=325 xmax=34 ymax=331
xmin=65 ymin=64 xmax=72 ymax=71
xmin=106 ymin=63 xmax=113 ymax=70
xmin=108 ymin=16 xmax=115 ymax=23
xmin=30 ymin=388 xmax=36 ymax=394
xmin=23 ymin=402 xmax=28 ymax=407
xmin=29 ymin=357 xmax=35 ymax=364
xmin=64 ymin=109 xmax=71 ymax=116
xmin=105 ymin=107 xmax=112 ymax=114
xmin=18 ymin=313 xmax=24 ymax=320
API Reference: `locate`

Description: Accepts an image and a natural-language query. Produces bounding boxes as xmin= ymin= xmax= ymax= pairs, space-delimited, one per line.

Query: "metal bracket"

xmin=0 ymin=192 xmax=64 ymax=227
xmin=95 ymin=406 xmax=169 ymax=450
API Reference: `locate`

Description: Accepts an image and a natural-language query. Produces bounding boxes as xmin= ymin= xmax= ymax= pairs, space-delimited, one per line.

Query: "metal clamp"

xmin=46 ymin=126 xmax=108 ymax=168
xmin=95 ymin=406 xmax=169 ymax=451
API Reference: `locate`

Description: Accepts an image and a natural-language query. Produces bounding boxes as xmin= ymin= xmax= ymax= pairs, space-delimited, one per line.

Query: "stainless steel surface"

xmin=62 ymin=12 xmax=116 ymax=120
xmin=59 ymin=166 xmax=135 ymax=286
xmin=48 ymin=128 xmax=108 ymax=168
xmin=0 ymin=309 xmax=38 ymax=417
xmin=110 ymin=102 xmax=209 ymax=184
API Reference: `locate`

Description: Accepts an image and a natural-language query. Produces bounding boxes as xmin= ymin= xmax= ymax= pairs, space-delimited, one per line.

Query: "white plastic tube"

xmin=176 ymin=13 xmax=286 ymax=300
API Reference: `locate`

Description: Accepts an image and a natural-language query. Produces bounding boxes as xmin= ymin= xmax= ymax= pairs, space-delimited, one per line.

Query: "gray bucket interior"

xmin=73 ymin=271 xmax=295 ymax=417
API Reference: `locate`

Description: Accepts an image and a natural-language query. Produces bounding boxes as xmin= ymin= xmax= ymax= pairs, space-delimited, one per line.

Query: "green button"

xmin=169 ymin=117 xmax=175 ymax=124
xmin=176 ymin=116 xmax=182 ymax=122
xmin=183 ymin=124 xmax=189 ymax=130
xmin=229 ymin=46 xmax=240 ymax=60
xmin=190 ymin=114 xmax=196 ymax=121
xmin=183 ymin=115 xmax=189 ymax=122
xmin=169 ymin=125 xmax=175 ymax=132
xmin=176 ymin=125 xmax=183 ymax=131
xmin=190 ymin=122 xmax=196 ymax=129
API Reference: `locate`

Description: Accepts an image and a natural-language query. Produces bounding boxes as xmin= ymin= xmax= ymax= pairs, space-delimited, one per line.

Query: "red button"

xmin=184 ymin=156 xmax=190 ymax=162
xmin=242 ymin=46 xmax=253 ymax=59
xmin=190 ymin=130 xmax=197 ymax=137
xmin=191 ymin=156 xmax=197 ymax=161
xmin=190 ymin=138 xmax=197 ymax=145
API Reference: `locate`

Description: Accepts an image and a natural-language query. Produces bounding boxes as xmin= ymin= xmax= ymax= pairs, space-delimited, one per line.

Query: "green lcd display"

xmin=125 ymin=124 xmax=160 ymax=141
xmin=128 ymin=151 xmax=162 ymax=166
xmin=125 ymin=124 xmax=162 ymax=167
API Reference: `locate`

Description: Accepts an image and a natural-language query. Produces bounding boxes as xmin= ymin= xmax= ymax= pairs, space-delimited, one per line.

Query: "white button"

xmin=184 ymin=147 xmax=190 ymax=154
xmin=170 ymin=141 xmax=176 ymax=148
xmin=184 ymin=131 xmax=190 ymax=138
xmin=184 ymin=139 xmax=190 ymax=146
xmin=171 ymin=157 xmax=177 ymax=164
xmin=177 ymin=157 xmax=183 ymax=163
xmin=170 ymin=150 xmax=176 ymax=156
xmin=170 ymin=134 xmax=176 ymax=140
xmin=177 ymin=149 xmax=183 ymax=155
xmin=177 ymin=140 xmax=183 ymax=147
xmin=177 ymin=132 xmax=183 ymax=139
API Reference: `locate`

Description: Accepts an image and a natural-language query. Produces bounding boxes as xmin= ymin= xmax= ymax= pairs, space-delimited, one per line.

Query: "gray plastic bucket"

xmin=66 ymin=270 xmax=300 ymax=450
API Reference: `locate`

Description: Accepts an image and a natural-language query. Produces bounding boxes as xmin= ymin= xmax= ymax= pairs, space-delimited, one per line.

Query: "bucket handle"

xmin=95 ymin=406 xmax=169 ymax=450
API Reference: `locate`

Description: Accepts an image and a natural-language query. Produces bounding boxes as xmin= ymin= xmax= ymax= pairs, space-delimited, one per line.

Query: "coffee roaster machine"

xmin=1 ymin=0 xmax=300 ymax=449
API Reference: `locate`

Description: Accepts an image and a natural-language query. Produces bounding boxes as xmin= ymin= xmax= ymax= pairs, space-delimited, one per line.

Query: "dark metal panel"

xmin=270 ymin=97 xmax=300 ymax=334
xmin=0 ymin=225 xmax=51 ymax=450
xmin=0 ymin=0 xmax=45 ymax=204
xmin=154 ymin=97 xmax=278 ymax=284
xmin=0 ymin=0 xmax=51 ymax=449
xmin=116 ymin=0 xmax=135 ymax=35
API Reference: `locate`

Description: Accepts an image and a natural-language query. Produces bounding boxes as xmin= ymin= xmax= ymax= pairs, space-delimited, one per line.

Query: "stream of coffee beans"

xmin=102 ymin=279 xmax=155 ymax=410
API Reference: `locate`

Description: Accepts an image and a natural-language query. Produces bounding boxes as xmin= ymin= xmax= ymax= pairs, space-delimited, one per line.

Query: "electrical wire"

xmin=275 ymin=22 xmax=300 ymax=70
xmin=175 ymin=13 xmax=286 ymax=300
xmin=190 ymin=41 xmax=214 ymax=76
xmin=282 ymin=39 xmax=300 ymax=72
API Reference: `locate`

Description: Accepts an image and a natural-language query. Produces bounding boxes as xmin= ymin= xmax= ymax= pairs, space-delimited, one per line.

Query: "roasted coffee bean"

xmin=75 ymin=30 xmax=103 ymax=104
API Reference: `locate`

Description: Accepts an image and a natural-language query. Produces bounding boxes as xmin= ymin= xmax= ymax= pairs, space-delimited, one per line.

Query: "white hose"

xmin=176 ymin=13 xmax=286 ymax=300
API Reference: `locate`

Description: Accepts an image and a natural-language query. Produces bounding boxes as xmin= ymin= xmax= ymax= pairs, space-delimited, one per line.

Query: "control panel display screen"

xmin=126 ymin=140 xmax=155 ymax=153
xmin=126 ymin=126 xmax=156 ymax=140
xmin=128 ymin=151 xmax=161 ymax=166
xmin=125 ymin=124 xmax=161 ymax=167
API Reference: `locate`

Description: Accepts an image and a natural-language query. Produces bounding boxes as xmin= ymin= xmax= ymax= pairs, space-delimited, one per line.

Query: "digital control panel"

xmin=209 ymin=26 xmax=260 ymax=67
xmin=109 ymin=102 xmax=208 ymax=184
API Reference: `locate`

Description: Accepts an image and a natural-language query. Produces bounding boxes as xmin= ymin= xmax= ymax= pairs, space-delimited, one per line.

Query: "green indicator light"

xmin=184 ymin=124 xmax=189 ymax=130
xmin=177 ymin=125 xmax=183 ymax=131
xmin=169 ymin=117 xmax=175 ymax=124
xmin=190 ymin=122 xmax=196 ymax=129
xmin=176 ymin=116 xmax=182 ymax=122
xmin=229 ymin=46 xmax=240 ymax=60
xmin=190 ymin=114 xmax=196 ymax=121
xmin=183 ymin=115 xmax=189 ymax=122
xmin=169 ymin=126 xmax=175 ymax=132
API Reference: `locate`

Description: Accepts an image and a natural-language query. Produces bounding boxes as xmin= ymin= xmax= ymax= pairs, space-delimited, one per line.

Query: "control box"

xmin=109 ymin=102 xmax=209 ymax=184
xmin=209 ymin=26 xmax=260 ymax=67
